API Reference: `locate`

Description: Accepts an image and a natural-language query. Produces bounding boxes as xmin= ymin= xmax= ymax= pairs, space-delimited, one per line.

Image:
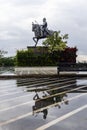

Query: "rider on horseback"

xmin=32 ymin=18 xmax=54 ymax=46
xmin=41 ymin=18 xmax=48 ymax=36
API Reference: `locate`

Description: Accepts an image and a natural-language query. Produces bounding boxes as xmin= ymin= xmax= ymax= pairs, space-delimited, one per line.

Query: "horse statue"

xmin=32 ymin=21 xmax=55 ymax=46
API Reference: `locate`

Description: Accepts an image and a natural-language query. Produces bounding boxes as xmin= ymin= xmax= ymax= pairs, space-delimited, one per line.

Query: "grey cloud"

xmin=1 ymin=0 xmax=46 ymax=6
xmin=0 ymin=0 xmax=87 ymax=57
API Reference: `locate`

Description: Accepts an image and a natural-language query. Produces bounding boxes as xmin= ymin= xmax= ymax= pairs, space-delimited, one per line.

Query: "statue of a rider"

xmin=41 ymin=18 xmax=48 ymax=36
xmin=32 ymin=18 xmax=54 ymax=46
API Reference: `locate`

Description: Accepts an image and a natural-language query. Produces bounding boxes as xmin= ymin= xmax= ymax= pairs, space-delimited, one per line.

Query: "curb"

xmin=0 ymin=73 xmax=87 ymax=79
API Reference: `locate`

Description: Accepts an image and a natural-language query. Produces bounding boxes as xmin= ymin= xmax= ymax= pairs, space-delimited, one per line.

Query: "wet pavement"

xmin=0 ymin=77 xmax=87 ymax=130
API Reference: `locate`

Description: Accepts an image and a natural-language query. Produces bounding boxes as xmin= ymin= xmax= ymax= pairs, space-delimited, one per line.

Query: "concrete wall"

xmin=15 ymin=67 xmax=57 ymax=75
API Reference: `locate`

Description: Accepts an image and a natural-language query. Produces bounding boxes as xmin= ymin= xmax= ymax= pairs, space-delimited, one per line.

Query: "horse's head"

xmin=32 ymin=22 xmax=41 ymax=38
xmin=32 ymin=22 xmax=35 ymax=32
xmin=32 ymin=22 xmax=39 ymax=32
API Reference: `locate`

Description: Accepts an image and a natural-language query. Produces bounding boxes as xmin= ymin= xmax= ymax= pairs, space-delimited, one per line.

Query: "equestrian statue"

xmin=32 ymin=18 xmax=55 ymax=46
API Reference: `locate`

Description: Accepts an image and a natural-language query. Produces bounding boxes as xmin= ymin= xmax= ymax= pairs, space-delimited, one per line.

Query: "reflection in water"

xmin=33 ymin=92 xmax=48 ymax=119
xmin=16 ymin=78 xmax=77 ymax=119
xmin=32 ymin=91 xmax=68 ymax=119
xmin=16 ymin=78 xmax=87 ymax=119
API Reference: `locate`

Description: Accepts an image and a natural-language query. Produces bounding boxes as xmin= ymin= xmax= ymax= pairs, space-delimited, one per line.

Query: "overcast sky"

xmin=0 ymin=0 xmax=87 ymax=59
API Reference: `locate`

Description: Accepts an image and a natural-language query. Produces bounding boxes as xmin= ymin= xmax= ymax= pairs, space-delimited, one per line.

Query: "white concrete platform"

xmin=15 ymin=67 xmax=57 ymax=75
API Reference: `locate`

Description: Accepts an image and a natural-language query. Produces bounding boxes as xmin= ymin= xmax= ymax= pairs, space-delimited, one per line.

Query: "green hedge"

xmin=15 ymin=47 xmax=77 ymax=67
xmin=16 ymin=50 xmax=58 ymax=66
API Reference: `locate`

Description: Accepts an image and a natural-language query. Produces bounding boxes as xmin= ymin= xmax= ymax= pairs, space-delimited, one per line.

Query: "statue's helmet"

xmin=43 ymin=18 xmax=46 ymax=22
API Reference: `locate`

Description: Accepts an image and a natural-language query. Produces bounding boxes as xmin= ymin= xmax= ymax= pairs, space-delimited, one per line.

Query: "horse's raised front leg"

xmin=33 ymin=37 xmax=39 ymax=47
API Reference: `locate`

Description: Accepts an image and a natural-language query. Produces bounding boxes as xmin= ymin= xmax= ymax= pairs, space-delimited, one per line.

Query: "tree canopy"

xmin=0 ymin=50 xmax=7 ymax=58
xmin=42 ymin=31 xmax=68 ymax=52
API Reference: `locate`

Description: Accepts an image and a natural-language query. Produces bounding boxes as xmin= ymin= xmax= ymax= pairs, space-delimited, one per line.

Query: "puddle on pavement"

xmin=16 ymin=77 xmax=87 ymax=119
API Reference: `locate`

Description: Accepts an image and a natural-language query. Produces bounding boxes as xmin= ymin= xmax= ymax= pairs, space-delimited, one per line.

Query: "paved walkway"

xmin=0 ymin=77 xmax=87 ymax=130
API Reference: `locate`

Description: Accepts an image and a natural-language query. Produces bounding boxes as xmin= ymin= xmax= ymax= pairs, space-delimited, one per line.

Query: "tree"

xmin=1 ymin=57 xmax=15 ymax=66
xmin=0 ymin=50 xmax=8 ymax=66
xmin=0 ymin=50 xmax=7 ymax=58
xmin=42 ymin=31 xmax=68 ymax=52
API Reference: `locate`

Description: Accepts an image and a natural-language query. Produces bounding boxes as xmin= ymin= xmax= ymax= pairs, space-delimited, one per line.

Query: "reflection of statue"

xmin=32 ymin=92 xmax=48 ymax=119
xmin=32 ymin=91 xmax=69 ymax=119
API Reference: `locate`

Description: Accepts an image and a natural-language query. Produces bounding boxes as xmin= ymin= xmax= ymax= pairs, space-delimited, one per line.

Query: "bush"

xmin=15 ymin=47 xmax=77 ymax=67
xmin=0 ymin=57 xmax=15 ymax=67
xmin=15 ymin=49 xmax=58 ymax=66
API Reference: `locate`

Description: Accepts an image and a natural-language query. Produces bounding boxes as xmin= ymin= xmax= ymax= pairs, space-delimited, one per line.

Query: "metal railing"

xmin=57 ymin=63 xmax=87 ymax=75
